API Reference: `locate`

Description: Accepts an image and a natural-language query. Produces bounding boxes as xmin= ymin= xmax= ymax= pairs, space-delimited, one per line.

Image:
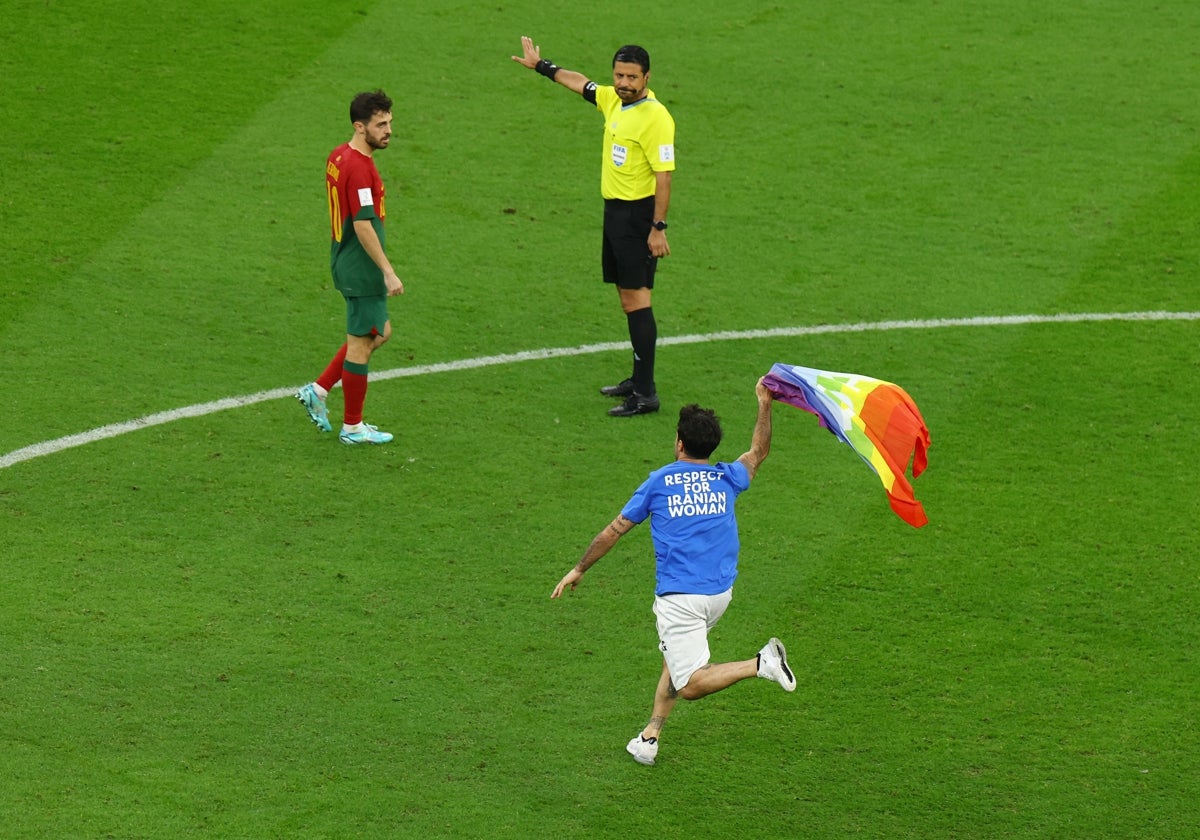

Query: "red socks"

xmin=316 ymin=343 xmax=348 ymax=393
xmin=341 ymin=360 xmax=370 ymax=426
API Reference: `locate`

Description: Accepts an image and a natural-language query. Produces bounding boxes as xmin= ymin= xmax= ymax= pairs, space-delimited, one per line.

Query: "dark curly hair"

xmin=349 ymin=90 xmax=392 ymax=124
xmin=677 ymin=404 xmax=723 ymax=459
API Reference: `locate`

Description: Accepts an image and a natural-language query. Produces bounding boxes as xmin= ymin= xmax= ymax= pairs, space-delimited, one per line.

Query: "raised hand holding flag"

xmin=762 ymin=363 xmax=931 ymax=528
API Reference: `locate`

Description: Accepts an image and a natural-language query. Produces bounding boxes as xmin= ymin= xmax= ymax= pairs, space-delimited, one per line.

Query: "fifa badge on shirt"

xmin=611 ymin=143 xmax=628 ymax=167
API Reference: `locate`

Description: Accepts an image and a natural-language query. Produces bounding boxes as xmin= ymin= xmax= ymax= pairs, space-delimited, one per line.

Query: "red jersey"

xmin=326 ymin=143 xmax=387 ymax=297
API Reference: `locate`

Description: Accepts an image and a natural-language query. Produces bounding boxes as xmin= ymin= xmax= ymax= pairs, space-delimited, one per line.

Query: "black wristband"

xmin=535 ymin=59 xmax=560 ymax=80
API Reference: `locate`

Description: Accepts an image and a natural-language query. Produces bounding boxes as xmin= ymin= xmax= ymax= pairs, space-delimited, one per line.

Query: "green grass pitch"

xmin=2 ymin=1 xmax=1199 ymax=837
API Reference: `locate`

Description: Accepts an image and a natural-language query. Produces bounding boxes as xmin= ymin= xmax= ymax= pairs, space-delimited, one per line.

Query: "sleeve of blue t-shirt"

xmin=621 ymin=473 xmax=655 ymax=524
xmin=723 ymin=460 xmax=751 ymax=493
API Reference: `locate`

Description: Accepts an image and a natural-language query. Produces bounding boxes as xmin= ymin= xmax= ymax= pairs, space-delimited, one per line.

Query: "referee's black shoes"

xmin=608 ymin=392 xmax=660 ymax=417
xmin=599 ymin=378 xmax=635 ymax=397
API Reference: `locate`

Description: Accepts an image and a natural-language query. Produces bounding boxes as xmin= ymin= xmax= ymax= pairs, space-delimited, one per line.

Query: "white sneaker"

xmin=757 ymin=637 xmax=797 ymax=692
xmin=626 ymin=734 xmax=658 ymax=766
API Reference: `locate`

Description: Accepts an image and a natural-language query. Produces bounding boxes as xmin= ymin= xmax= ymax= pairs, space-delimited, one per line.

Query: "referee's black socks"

xmin=626 ymin=307 xmax=657 ymax=397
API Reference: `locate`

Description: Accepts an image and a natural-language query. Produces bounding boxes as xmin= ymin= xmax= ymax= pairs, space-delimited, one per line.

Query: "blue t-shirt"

xmin=621 ymin=460 xmax=752 ymax=596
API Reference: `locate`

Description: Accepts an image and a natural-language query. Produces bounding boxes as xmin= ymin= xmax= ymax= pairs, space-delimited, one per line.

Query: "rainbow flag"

xmin=762 ymin=363 xmax=931 ymax=528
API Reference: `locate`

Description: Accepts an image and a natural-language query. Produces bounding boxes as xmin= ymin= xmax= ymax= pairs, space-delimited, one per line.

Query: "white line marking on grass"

xmin=2 ymin=310 xmax=1197 ymax=470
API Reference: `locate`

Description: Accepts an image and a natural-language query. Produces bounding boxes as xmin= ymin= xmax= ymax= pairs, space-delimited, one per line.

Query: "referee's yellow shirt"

xmin=595 ymin=86 xmax=676 ymax=201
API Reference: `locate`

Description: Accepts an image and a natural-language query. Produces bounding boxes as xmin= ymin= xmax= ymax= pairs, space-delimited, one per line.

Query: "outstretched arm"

xmin=512 ymin=35 xmax=592 ymax=96
xmin=551 ymin=514 xmax=637 ymax=598
xmin=737 ymin=377 xmax=775 ymax=480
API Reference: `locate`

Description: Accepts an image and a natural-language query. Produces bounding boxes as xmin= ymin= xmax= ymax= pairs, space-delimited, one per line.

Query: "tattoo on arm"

xmin=576 ymin=517 xmax=633 ymax=573
xmin=573 ymin=516 xmax=633 ymax=573
xmin=605 ymin=516 xmax=633 ymax=538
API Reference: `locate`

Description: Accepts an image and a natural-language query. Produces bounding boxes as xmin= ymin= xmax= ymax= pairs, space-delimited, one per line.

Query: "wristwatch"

xmin=652 ymin=220 xmax=668 ymax=231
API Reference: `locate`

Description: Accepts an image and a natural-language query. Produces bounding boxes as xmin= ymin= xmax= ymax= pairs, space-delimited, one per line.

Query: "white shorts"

xmin=653 ymin=588 xmax=733 ymax=690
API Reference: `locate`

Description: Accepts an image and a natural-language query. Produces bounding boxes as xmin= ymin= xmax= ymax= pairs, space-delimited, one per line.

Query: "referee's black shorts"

xmin=602 ymin=196 xmax=657 ymax=290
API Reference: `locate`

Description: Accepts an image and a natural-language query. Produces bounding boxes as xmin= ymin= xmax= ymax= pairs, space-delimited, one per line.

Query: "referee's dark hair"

xmin=677 ymin=405 xmax=723 ymax=459
xmin=612 ymin=45 xmax=650 ymax=73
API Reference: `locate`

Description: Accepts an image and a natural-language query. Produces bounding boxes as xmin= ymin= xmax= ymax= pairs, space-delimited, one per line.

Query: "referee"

xmin=513 ymin=36 xmax=676 ymax=417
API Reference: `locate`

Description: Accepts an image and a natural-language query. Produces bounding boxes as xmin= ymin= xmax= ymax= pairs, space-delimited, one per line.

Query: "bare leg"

xmin=345 ymin=320 xmax=392 ymax=365
xmin=617 ymin=287 xmax=652 ymax=314
xmin=677 ymin=658 xmax=758 ymax=701
xmin=641 ymin=659 xmax=678 ymax=740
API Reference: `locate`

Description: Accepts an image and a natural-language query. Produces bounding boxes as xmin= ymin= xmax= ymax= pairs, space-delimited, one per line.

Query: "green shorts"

xmin=344 ymin=294 xmax=389 ymax=337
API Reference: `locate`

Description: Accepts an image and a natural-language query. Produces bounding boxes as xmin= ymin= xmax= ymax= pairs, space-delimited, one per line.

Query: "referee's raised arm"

xmin=511 ymin=35 xmax=592 ymax=96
